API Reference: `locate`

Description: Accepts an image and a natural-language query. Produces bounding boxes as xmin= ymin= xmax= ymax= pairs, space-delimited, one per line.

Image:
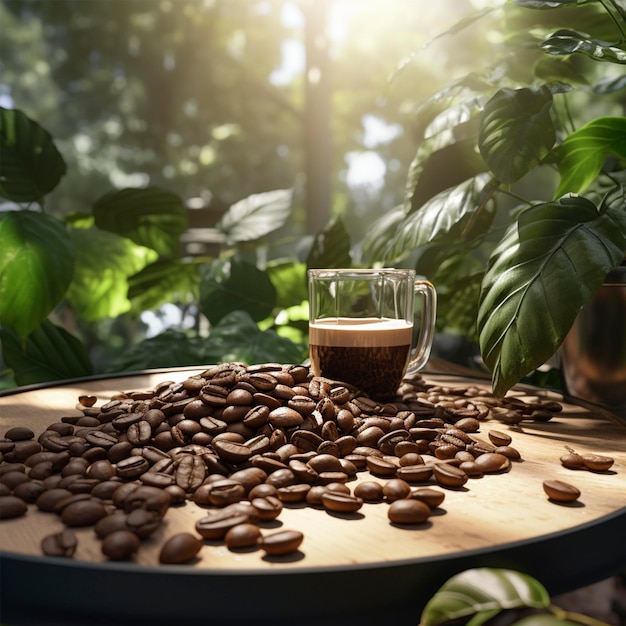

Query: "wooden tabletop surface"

xmin=1 ymin=364 xmax=625 ymax=625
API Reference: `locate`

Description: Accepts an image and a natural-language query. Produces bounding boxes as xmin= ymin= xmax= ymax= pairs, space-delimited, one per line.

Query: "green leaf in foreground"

xmin=554 ymin=117 xmax=626 ymax=197
xmin=1 ymin=320 xmax=93 ymax=386
xmin=93 ymin=187 xmax=187 ymax=257
xmin=306 ymin=216 xmax=352 ymax=269
xmin=0 ymin=211 xmax=75 ymax=338
xmin=420 ymin=568 xmax=550 ymax=626
xmin=541 ymin=29 xmax=626 ymax=65
xmin=199 ymin=257 xmax=277 ymax=325
xmin=0 ymin=107 xmax=67 ymax=203
xmin=478 ymin=189 xmax=626 ymax=397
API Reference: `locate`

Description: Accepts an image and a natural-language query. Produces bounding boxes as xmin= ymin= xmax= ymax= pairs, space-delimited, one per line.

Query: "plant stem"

xmin=599 ymin=0 xmax=626 ymax=41
xmin=550 ymin=604 xmax=612 ymax=626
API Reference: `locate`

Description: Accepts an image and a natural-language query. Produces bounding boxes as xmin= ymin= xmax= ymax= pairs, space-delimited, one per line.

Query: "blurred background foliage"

xmin=0 ymin=0 xmax=489 ymax=386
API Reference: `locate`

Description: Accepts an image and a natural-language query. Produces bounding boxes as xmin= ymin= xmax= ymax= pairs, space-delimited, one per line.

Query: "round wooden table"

xmin=1 ymin=366 xmax=625 ymax=626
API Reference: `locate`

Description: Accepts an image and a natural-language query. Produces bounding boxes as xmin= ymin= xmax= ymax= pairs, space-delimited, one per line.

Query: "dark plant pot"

xmin=560 ymin=263 xmax=626 ymax=410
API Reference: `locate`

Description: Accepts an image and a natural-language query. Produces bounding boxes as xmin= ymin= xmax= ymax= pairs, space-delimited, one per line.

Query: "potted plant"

xmin=362 ymin=0 xmax=626 ymax=401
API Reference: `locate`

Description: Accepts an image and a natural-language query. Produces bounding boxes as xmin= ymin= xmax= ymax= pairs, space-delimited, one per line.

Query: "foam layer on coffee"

xmin=309 ymin=317 xmax=412 ymax=347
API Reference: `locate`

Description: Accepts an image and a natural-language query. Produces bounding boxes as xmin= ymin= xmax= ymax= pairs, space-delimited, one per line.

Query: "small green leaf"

xmin=513 ymin=0 xmax=593 ymax=8
xmin=217 ymin=189 xmax=293 ymax=245
xmin=1 ymin=320 xmax=93 ymax=386
xmin=0 ymin=107 xmax=67 ymax=202
xmin=361 ymin=206 xmax=407 ymax=264
xmin=204 ymin=310 xmax=305 ymax=364
xmin=554 ymin=116 xmax=626 ymax=197
xmin=306 ymin=216 xmax=352 ymax=269
xmin=66 ymin=227 xmax=157 ymax=322
xmin=198 ymin=257 xmax=277 ymax=325
xmin=420 ymin=568 xmax=551 ymax=626
xmin=93 ymin=187 xmax=187 ymax=257
xmin=478 ymin=189 xmax=626 ymax=396
xmin=479 ymin=86 xmax=555 ymax=184
xmin=128 ymin=258 xmax=201 ymax=314
xmin=541 ymin=29 xmax=626 ymax=64
xmin=0 ymin=211 xmax=75 ymax=338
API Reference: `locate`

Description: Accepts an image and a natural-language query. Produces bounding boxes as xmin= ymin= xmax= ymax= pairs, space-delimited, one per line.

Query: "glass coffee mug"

xmin=308 ymin=268 xmax=437 ymax=401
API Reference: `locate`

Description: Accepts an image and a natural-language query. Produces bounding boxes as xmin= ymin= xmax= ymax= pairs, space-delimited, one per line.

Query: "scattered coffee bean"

xmin=101 ymin=529 xmax=141 ymax=561
xmin=0 ymin=495 xmax=27 ymax=519
xmin=543 ymin=479 xmax=581 ymax=503
xmin=388 ymin=499 xmax=430 ymax=524
xmin=159 ymin=533 xmax=203 ymax=564
xmin=258 ymin=529 xmax=303 ymax=556
xmin=224 ymin=523 xmax=261 ymax=549
xmin=41 ymin=529 xmax=77 ymax=557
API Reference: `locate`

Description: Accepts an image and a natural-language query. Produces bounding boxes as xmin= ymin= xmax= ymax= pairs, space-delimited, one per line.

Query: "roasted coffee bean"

xmin=388 ymin=498 xmax=431 ymax=524
xmin=126 ymin=508 xmax=162 ymax=538
xmin=1 ymin=470 xmax=30 ymax=490
xmin=85 ymin=431 xmax=118 ymax=449
xmin=87 ymin=459 xmax=116 ymax=482
xmin=258 ymin=529 xmax=303 ymax=555
xmin=204 ymin=479 xmax=246 ymax=507
xmin=101 ymin=529 xmax=141 ymax=561
xmin=354 ymin=481 xmax=384 ymax=502
xmin=0 ymin=495 xmax=28 ymax=518
xmin=543 ymin=479 xmax=581 ymax=502
xmin=13 ymin=480 xmax=46 ymax=503
xmin=251 ymin=495 xmax=283 ymax=520
xmin=124 ymin=485 xmax=171 ymax=518
xmin=5 ymin=426 xmax=35 ymax=441
xmin=127 ymin=421 xmax=152 ymax=446
xmin=159 ymin=533 xmax=203 ymax=564
xmin=475 ymin=452 xmax=511 ymax=473
xmin=561 ymin=451 xmax=585 ymax=470
xmin=433 ymin=463 xmax=468 ymax=488
xmin=116 ymin=456 xmax=149 ymax=480
xmin=35 ymin=488 xmax=72 ymax=512
xmin=61 ymin=499 xmax=108 ymax=527
xmin=41 ymin=529 xmax=77 ymax=557
xmin=195 ymin=506 xmax=253 ymax=539
xmin=229 ymin=467 xmax=267 ymax=494
xmin=212 ymin=439 xmax=252 ymax=465
xmin=225 ymin=522 xmax=262 ymax=549
xmin=321 ymin=491 xmax=363 ymax=513
xmin=410 ymin=488 xmax=445 ymax=509
xmin=277 ymin=483 xmax=311 ymax=503
xmin=488 ymin=430 xmax=512 ymax=447
xmin=365 ymin=456 xmax=398 ymax=477
xmin=174 ymin=454 xmax=206 ymax=492
xmin=382 ymin=478 xmax=411 ymax=502
xmin=581 ymin=454 xmax=614 ymax=472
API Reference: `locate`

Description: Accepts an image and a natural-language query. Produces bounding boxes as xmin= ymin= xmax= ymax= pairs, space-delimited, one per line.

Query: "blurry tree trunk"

xmin=303 ymin=0 xmax=332 ymax=235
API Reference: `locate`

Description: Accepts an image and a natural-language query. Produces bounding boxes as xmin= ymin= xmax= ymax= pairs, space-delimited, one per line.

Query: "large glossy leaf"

xmin=541 ymin=29 xmax=626 ymax=64
xmin=513 ymin=0 xmax=597 ymax=7
xmin=93 ymin=187 xmax=187 ymax=257
xmin=0 ymin=211 xmax=74 ymax=338
xmin=1 ymin=320 xmax=93 ymax=386
xmin=0 ymin=108 xmax=67 ymax=203
xmin=554 ymin=116 xmax=626 ymax=197
xmin=204 ymin=310 xmax=305 ymax=364
xmin=361 ymin=206 xmax=407 ymax=264
xmin=478 ymin=188 xmax=626 ymax=396
xmin=217 ymin=189 xmax=293 ymax=245
xmin=199 ymin=257 xmax=277 ymax=325
xmin=127 ymin=258 xmax=201 ymax=314
xmin=306 ymin=216 xmax=352 ymax=269
xmin=420 ymin=568 xmax=550 ymax=626
xmin=66 ymin=227 xmax=157 ymax=322
xmin=479 ymin=86 xmax=555 ymax=184
xmin=385 ymin=175 xmax=495 ymax=263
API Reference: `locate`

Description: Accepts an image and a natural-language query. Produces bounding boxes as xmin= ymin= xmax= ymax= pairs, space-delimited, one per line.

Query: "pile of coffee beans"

xmin=0 ymin=363 xmax=566 ymax=564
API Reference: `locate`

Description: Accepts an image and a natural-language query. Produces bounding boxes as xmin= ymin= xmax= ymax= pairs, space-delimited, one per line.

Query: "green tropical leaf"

xmin=1 ymin=320 xmax=93 ymax=386
xmin=541 ymin=29 xmax=626 ymax=64
xmin=361 ymin=206 xmax=407 ymax=264
xmin=513 ymin=0 xmax=596 ymax=8
xmin=265 ymin=259 xmax=308 ymax=309
xmin=478 ymin=189 xmax=626 ymax=396
xmin=420 ymin=568 xmax=550 ymax=626
xmin=0 ymin=211 xmax=74 ymax=338
xmin=198 ymin=257 xmax=277 ymax=325
xmin=66 ymin=227 xmax=157 ymax=322
xmin=0 ymin=107 xmax=67 ymax=203
xmin=107 ymin=329 xmax=212 ymax=373
xmin=306 ymin=216 xmax=352 ymax=269
xmin=385 ymin=174 xmax=495 ymax=263
xmin=217 ymin=189 xmax=293 ymax=245
xmin=204 ymin=310 xmax=305 ymax=365
xmin=127 ymin=258 xmax=201 ymax=314
xmin=479 ymin=86 xmax=555 ymax=184
xmin=93 ymin=187 xmax=187 ymax=257
xmin=554 ymin=116 xmax=626 ymax=197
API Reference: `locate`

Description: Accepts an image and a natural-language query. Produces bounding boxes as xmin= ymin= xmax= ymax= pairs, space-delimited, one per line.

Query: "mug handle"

xmin=406 ymin=280 xmax=437 ymax=374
